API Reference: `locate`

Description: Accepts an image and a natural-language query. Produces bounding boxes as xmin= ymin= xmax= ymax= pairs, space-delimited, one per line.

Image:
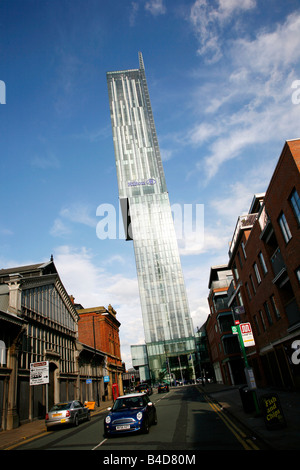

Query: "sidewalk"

xmin=198 ymin=382 xmax=300 ymax=450
xmin=0 ymin=399 xmax=114 ymax=450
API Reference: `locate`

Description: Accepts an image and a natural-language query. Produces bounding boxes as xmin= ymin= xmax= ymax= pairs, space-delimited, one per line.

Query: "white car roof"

xmin=116 ymin=393 xmax=146 ymax=399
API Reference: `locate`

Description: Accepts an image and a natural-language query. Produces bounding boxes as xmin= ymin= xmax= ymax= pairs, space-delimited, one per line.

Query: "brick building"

xmin=77 ymin=305 xmax=123 ymax=400
xmin=227 ymin=139 xmax=300 ymax=390
xmin=206 ymin=265 xmax=244 ymax=385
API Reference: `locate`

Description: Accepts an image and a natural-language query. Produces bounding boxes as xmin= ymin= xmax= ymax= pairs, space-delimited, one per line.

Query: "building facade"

xmin=106 ymin=52 xmax=195 ymax=381
xmin=77 ymin=304 xmax=123 ymax=400
xmin=206 ymin=265 xmax=244 ymax=385
xmin=228 ymin=139 xmax=300 ymax=389
xmin=0 ymin=260 xmax=111 ymax=430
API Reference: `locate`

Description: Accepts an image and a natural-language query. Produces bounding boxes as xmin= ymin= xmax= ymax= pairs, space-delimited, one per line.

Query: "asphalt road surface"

xmin=12 ymin=385 xmax=266 ymax=454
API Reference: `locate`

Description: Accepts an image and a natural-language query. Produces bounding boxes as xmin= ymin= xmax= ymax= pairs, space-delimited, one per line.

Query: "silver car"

xmin=46 ymin=400 xmax=90 ymax=430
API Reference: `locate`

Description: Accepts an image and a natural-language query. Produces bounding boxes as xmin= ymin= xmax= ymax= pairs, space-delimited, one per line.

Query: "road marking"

xmin=92 ymin=438 xmax=107 ymax=450
xmin=198 ymin=388 xmax=260 ymax=450
xmin=4 ymin=431 xmax=52 ymax=450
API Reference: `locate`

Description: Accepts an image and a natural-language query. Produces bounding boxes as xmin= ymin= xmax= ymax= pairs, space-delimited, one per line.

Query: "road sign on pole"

xmin=30 ymin=361 xmax=49 ymax=385
xmin=240 ymin=322 xmax=255 ymax=347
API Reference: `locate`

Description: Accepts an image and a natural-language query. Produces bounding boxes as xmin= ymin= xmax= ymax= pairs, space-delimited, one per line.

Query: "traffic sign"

xmin=30 ymin=361 xmax=49 ymax=385
xmin=240 ymin=322 xmax=255 ymax=347
xmin=231 ymin=326 xmax=238 ymax=335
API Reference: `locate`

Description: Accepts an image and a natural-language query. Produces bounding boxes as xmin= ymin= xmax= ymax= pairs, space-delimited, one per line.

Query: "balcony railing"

xmin=229 ymin=213 xmax=258 ymax=259
xmin=286 ymin=298 xmax=300 ymax=327
xmin=271 ymin=247 xmax=286 ymax=281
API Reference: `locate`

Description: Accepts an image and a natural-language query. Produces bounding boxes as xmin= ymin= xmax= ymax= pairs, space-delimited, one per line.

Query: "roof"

xmin=0 ymin=260 xmax=56 ymax=278
xmin=115 ymin=393 xmax=146 ymax=399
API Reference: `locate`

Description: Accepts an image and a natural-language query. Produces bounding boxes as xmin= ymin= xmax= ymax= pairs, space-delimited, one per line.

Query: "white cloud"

xmin=59 ymin=203 xmax=97 ymax=228
xmin=31 ymin=152 xmax=60 ymax=169
xmin=186 ymin=10 xmax=300 ymax=180
xmin=50 ymin=218 xmax=71 ymax=237
xmin=53 ymin=245 xmax=143 ymax=368
xmin=50 ymin=202 xmax=97 ymax=237
xmin=145 ymin=0 xmax=166 ymax=16
xmin=190 ymin=0 xmax=256 ymax=61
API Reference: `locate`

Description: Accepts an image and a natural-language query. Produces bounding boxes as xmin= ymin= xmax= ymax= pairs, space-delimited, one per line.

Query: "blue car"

xmin=104 ymin=393 xmax=157 ymax=437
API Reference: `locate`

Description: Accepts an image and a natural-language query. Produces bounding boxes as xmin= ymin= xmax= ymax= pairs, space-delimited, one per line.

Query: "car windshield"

xmin=112 ymin=396 xmax=145 ymax=411
xmin=50 ymin=403 xmax=71 ymax=411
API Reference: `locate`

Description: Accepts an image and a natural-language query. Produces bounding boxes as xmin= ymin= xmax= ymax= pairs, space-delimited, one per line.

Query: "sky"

xmin=1 ymin=0 xmax=300 ymax=369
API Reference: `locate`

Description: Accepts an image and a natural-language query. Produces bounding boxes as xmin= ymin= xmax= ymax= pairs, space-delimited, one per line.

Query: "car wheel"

xmin=142 ymin=417 xmax=149 ymax=434
xmin=74 ymin=414 xmax=79 ymax=426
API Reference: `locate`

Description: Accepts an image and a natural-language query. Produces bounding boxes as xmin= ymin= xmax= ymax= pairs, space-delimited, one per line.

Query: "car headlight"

xmin=105 ymin=415 xmax=111 ymax=424
xmin=137 ymin=412 xmax=143 ymax=421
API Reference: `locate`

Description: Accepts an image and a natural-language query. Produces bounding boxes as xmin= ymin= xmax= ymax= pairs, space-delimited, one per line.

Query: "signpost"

xmin=30 ymin=361 xmax=49 ymax=385
xmin=232 ymin=320 xmax=260 ymax=414
xmin=240 ymin=322 xmax=255 ymax=347
xmin=30 ymin=361 xmax=49 ymax=414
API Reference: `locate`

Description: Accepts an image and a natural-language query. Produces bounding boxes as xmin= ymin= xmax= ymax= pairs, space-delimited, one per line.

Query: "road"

xmin=12 ymin=385 xmax=266 ymax=453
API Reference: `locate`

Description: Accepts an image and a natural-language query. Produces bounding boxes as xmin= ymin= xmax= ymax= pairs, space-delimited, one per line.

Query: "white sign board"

xmin=245 ymin=367 xmax=257 ymax=390
xmin=240 ymin=323 xmax=255 ymax=347
xmin=30 ymin=361 xmax=49 ymax=385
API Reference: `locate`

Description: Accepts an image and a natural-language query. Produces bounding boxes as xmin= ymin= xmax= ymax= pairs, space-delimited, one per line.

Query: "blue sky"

xmin=1 ymin=0 xmax=300 ymax=368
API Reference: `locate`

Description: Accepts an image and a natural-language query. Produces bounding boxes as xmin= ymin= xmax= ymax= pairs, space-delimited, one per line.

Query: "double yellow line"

xmin=201 ymin=390 xmax=260 ymax=450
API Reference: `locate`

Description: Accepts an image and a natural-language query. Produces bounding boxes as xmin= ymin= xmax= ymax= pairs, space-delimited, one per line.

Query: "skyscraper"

xmin=106 ymin=53 xmax=195 ymax=380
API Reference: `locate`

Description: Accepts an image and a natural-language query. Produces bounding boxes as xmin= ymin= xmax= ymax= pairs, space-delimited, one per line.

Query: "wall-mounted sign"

xmin=104 ymin=375 xmax=110 ymax=383
xmin=128 ymin=178 xmax=156 ymax=187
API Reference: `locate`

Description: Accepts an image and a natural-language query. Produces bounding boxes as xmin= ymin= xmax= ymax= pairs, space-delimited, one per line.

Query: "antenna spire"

xmin=138 ymin=52 xmax=145 ymax=70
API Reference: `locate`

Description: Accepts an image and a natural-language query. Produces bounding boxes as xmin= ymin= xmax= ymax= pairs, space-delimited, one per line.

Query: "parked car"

xmin=157 ymin=383 xmax=169 ymax=393
xmin=135 ymin=382 xmax=153 ymax=395
xmin=45 ymin=400 xmax=90 ymax=429
xmin=104 ymin=393 xmax=157 ymax=437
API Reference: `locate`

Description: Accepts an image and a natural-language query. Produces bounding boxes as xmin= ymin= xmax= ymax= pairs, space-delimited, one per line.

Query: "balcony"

xmin=271 ymin=247 xmax=287 ymax=283
xmin=286 ymin=298 xmax=300 ymax=327
xmin=229 ymin=213 xmax=258 ymax=259
xmin=214 ymin=297 xmax=230 ymax=312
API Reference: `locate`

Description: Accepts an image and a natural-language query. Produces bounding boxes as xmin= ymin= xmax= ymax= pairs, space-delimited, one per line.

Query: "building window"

xmin=253 ymin=315 xmax=261 ymax=335
xmin=253 ymin=262 xmax=261 ymax=284
xmin=296 ymin=267 xmax=300 ymax=284
xmin=0 ymin=340 xmax=6 ymax=366
xmin=259 ymin=310 xmax=266 ymax=331
xmin=263 ymin=301 xmax=273 ymax=326
xmin=232 ymin=262 xmax=239 ymax=281
xmin=278 ymin=212 xmax=292 ymax=243
xmin=258 ymin=251 xmax=268 ymax=275
xmin=270 ymin=294 xmax=281 ymax=320
xmin=238 ymin=251 xmax=243 ymax=269
xmin=249 ymin=274 xmax=256 ymax=295
xmin=245 ymin=282 xmax=252 ymax=301
xmin=241 ymin=242 xmax=247 ymax=260
xmin=290 ymin=188 xmax=300 ymax=225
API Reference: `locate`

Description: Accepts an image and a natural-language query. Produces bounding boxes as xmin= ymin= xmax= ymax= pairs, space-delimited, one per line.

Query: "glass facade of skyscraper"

xmin=107 ymin=53 xmax=195 ymax=380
